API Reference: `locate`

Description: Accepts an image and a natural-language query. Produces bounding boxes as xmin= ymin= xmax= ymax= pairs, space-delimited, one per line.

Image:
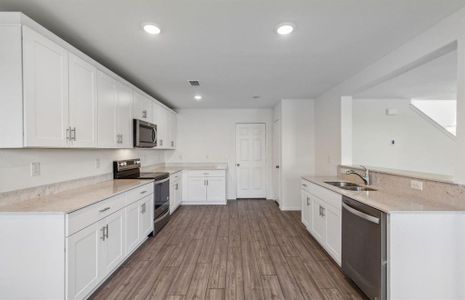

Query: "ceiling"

xmin=355 ymin=50 xmax=457 ymax=100
xmin=1 ymin=0 xmax=464 ymax=109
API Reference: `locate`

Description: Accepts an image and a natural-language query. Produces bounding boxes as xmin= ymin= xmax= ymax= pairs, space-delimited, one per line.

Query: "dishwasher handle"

xmin=342 ymin=202 xmax=380 ymax=224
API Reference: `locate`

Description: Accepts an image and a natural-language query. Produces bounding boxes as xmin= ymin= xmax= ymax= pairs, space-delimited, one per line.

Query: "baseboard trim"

xmin=280 ymin=205 xmax=301 ymax=211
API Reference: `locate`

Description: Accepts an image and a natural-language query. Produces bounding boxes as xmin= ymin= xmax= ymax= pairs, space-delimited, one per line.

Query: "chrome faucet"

xmin=345 ymin=165 xmax=370 ymax=185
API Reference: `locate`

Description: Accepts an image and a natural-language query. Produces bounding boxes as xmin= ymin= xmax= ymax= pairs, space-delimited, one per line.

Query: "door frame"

xmin=235 ymin=122 xmax=267 ymax=199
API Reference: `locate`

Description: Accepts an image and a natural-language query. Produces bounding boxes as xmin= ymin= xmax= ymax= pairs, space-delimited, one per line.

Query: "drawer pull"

xmin=140 ymin=190 xmax=147 ymax=194
xmin=302 ymin=183 xmax=308 ymax=187
xmin=99 ymin=207 xmax=111 ymax=213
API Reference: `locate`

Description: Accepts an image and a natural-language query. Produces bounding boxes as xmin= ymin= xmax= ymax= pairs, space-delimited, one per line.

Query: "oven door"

xmin=134 ymin=119 xmax=157 ymax=148
xmin=154 ymin=177 xmax=170 ymax=218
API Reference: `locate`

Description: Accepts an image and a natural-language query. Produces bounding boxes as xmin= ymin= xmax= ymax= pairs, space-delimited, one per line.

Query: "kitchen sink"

xmin=324 ymin=181 xmax=360 ymax=187
xmin=324 ymin=181 xmax=377 ymax=192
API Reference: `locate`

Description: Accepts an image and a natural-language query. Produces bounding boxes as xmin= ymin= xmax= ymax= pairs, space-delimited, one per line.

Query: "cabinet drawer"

xmin=301 ymin=179 xmax=311 ymax=192
xmin=66 ymin=193 xmax=126 ymax=236
xmin=307 ymin=182 xmax=342 ymax=210
xmin=187 ymin=170 xmax=225 ymax=177
xmin=125 ymin=182 xmax=153 ymax=205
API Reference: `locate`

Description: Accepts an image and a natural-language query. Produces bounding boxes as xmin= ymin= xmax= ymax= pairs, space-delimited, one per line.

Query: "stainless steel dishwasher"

xmin=342 ymin=196 xmax=387 ymax=300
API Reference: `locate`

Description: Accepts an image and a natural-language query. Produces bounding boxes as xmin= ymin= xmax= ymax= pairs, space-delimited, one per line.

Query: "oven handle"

xmin=155 ymin=210 xmax=170 ymax=223
xmin=342 ymin=202 xmax=379 ymax=224
xmin=154 ymin=177 xmax=169 ymax=184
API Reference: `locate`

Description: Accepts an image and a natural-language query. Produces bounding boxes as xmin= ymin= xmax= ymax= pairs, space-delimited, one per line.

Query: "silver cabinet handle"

xmin=306 ymin=197 xmax=310 ymax=206
xmin=71 ymin=127 xmax=76 ymax=141
xmin=99 ymin=207 xmax=111 ymax=213
xmin=100 ymin=227 xmax=106 ymax=241
xmin=171 ymin=141 xmax=174 ymax=147
xmin=140 ymin=190 xmax=147 ymax=195
xmin=66 ymin=127 xmax=71 ymax=141
xmin=141 ymin=203 xmax=146 ymax=214
xmin=302 ymin=183 xmax=308 ymax=187
xmin=105 ymin=224 xmax=109 ymax=238
xmin=120 ymin=134 xmax=123 ymax=144
xmin=160 ymin=139 xmax=163 ymax=146
xmin=342 ymin=202 xmax=380 ymax=224
xmin=142 ymin=110 xmax=147 ymax=118
xmin=206 ymin=180 xmax=208 ymax=186
xmin=175 ymin=183 xmax=178 ymax=190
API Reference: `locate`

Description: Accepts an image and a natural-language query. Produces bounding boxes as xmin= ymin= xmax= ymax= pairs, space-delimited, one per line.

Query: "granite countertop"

xmin=144 ymin=163 xmax=228 ymax=175
xmin=302 ymin=176 xmax=465 ymax=213
xmin=0 ymin=179 xmax=153 ymax=214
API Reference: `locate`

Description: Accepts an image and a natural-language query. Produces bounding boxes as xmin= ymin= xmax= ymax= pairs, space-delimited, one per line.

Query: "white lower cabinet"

xmin=98 ymin=210 xmax=124 ymax=279
xmin=66 ymin=222 xmax=100 ymax=300
xmin=139 ymin=195 xmax=154 ymax=237
xmin=301 ymin=190 xmax=312 ymax=229
xmin=170 ymin=172 xmax=183 ymax=214
xmin=124 ymin=200 xmax=140 ymax=255
xmin=301 ymin=179 xmax=342 ymax=265
xmin=65 ymin=183 xmax=154 ymax=299
xmin=184 ymin=170 xmax=226 ymax=204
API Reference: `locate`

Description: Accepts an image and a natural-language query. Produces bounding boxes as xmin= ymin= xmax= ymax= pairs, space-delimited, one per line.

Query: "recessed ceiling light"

xmin=142 ymin=23 xmax=161 ymax=35
xmin=194 ymin=95 xmax=203 ymax=101
xmin=276 ymin=23 xmax=294 ymax=35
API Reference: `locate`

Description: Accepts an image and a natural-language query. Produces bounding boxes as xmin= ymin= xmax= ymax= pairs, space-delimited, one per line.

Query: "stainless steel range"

xmin=113 ymin=159 xmax=170 ymax=235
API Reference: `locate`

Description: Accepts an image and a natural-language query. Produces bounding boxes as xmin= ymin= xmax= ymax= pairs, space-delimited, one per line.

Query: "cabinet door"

xmin=97 ymin=70 xmax=117 ymax=148
xmin=186 ymin=176 xmax=207 ymax=202
xmin=124 ymin=200 xmax=140 ymax=256
xmin=99 ymin=210 xmax=124 ymax=278
xmin=139 ymin=195 xmax=154 ymax=238
xmin=312 ymin=198 xmax=326 ymax=244
xmin=23 ymin=26 xmax=69 ymax=147
xmin=116 ymin=82 xmax=133 ymax=148
xmin=66 ymin=222 xmax=101 ymax=300
xmin=68 ymin=53 xmax=97 ymax=148
xmin=133 ymin=92 xmax=153 ymax=122
xmin=325 ymin=205 xmax=341 ymax=264
xmin=167 ymin=110 xmax=177 ymax=149
xmin=301 ymin=190 xmax=312 ymax=229
xmin=175 ymin=177 xmax=182 ymax=208
xmin=206 ymin=176 xmax=226 ymax=203
xmin=153 ymin=103 xmax=167 ymax=148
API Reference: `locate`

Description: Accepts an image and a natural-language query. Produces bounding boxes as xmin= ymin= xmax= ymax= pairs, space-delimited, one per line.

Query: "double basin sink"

xmin=324 ymin=181 xmax=377 ymax=192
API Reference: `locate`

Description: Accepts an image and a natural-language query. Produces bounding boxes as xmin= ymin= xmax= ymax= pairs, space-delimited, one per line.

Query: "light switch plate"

xmin=31 ymin=162 xmax=40 ymax=176
xmin=410 ymin=180 xmax=423 ymax=191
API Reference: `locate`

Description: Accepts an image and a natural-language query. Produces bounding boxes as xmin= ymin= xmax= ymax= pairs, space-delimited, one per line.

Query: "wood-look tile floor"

xmin=90 ymin=200 xmax=366 ymax=300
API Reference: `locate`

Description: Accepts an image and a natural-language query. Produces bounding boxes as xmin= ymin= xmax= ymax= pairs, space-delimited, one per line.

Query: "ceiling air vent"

xmin=188 ymin=80 xmax=200 ymax=87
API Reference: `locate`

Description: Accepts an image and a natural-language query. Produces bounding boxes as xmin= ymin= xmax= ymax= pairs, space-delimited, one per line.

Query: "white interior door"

xmin=272 ymin=120 xmax=281 ymax=204
xmin=235 ymin=123 xmax=267 ymax=198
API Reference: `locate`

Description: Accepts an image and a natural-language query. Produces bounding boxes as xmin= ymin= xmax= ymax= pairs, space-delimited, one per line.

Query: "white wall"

xmin=0 ymin=149 xmax=164 ymax=193
xmin=352 ymin=99 xmax=455 ymax=176
xmin=279 ymin=99 xmax=316 ymax=210
xmin=314 ymin=7 xmax=465 ymax=179
xmin=164 ymin=108 xmax=273 ymax=200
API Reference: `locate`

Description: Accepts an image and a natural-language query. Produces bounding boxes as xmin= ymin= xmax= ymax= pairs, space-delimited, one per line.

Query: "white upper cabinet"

xmin=97 ymin=70 xmax=118 ymax=148
xmin=116 ymin=82 xmax=133 ymax=148
xmin=0 ymin=16 xmax=175 ymax=149
xmin=22 ymin=26 xmax=69 ymax=147
xmin=68 ymin=53 xmax=98 ymax=148
xmin=153 ymin=102 xmax=168 ymax=148
xmin=167 ymin=110 xmax=177 ymax=149
xmin=133 ymin=92 xmax=153 ymax=122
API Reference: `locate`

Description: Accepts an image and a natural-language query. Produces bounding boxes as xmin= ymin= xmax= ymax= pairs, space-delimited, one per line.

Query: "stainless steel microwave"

xmin=133 ymin=119 xmax=157 ymax=148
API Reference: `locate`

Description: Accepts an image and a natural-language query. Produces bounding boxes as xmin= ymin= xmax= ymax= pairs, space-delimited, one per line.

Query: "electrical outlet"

xmin=410 ymin=180 xmax=423 ymax=191
xmin=31 ymin=162 xmax=40 ymax=176
xmin=96 ymin=159 xmax=101 ymax=169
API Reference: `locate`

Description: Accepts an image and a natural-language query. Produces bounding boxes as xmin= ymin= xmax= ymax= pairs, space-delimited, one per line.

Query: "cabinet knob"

xmin=236 ymin=163 xmax=240 ymax=167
